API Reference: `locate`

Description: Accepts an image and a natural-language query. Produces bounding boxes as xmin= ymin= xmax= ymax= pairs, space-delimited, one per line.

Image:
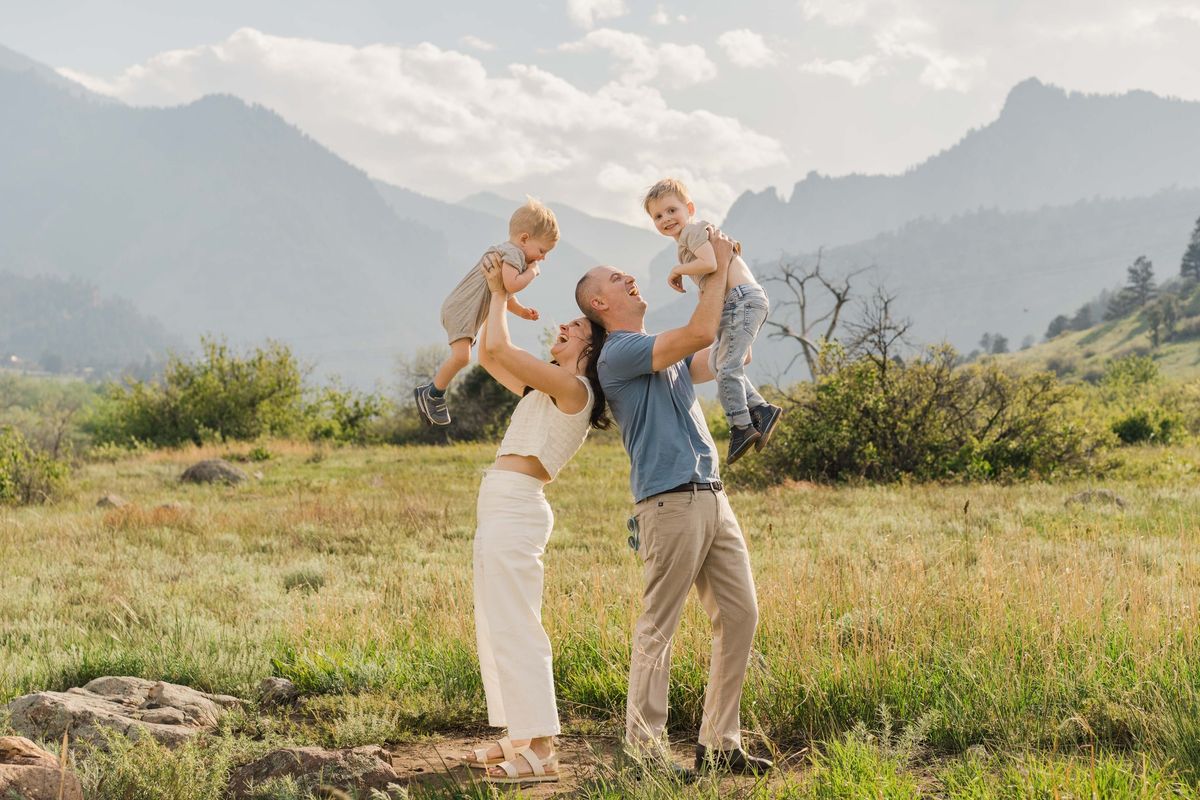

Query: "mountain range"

xmin=2 ymin=41 xmax=1199 ymax=388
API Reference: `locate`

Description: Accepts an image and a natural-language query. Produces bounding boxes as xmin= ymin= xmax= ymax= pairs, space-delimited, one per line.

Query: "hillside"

xmin=0 ymin=272 xmax=177 ymax=377
xmin=649 ymin=189 xmax=1200 ymax=383
xmin=1008 ymin=285 xmax=1200 ymax=381
xmin=0 ymin=47 xmax=553 ymax=387
xmin=724 ymin=79 xmax=1200 ymax=257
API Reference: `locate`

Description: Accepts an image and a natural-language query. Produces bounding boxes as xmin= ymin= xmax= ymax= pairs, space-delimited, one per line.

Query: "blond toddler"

xmin=643 ymin=178 xmax=782 ymax=464
xmin=415 ymin=198 xmax=558 ymax=426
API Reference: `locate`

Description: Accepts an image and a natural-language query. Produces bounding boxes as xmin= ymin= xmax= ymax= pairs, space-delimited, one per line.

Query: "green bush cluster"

xmin=1095 ymin=355 xmax=1194 ymax=446
xmin=383 ymin=364 xmax=521 ymax=445
xmin=86 ymin=338 xmax=390 ymax=448
xmin=730 ymin=345 xmax=1104 ymax=485
xmin=0 ymin=425 xmax=69 ymax=505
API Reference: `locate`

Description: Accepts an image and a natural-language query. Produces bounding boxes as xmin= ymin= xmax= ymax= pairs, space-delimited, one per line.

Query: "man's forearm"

xmin=686 ymin=256 xmax=728 ymax=338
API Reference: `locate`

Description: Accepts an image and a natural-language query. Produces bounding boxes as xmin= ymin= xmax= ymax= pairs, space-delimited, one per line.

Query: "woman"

xmin=460 ymin=255 xmax=609 ymax=784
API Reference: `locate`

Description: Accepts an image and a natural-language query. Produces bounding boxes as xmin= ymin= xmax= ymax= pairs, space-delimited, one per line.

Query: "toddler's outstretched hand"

xmin=517 ymin=306 xmax=540 ymax=321
xmin=667 ymin=268 xmax=687 ymax=293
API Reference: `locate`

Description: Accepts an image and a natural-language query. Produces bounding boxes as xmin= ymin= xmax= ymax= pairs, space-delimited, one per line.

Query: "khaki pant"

xmin=626 ymin=488 xmax=759 ymax=751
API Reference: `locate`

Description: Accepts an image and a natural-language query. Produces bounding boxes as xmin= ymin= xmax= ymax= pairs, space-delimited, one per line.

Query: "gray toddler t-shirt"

xmin=598 ymin=330 xmax=719 ymax=502
xmin=439 ymin=242 xmax=527 ymax=344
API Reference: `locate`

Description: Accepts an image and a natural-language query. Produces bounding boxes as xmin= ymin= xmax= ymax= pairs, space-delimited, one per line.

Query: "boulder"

xmin=5 ymin=677 xmax=240 ymax=749
xmin=180 ymin=459 xmax=248 ymax=485
xmin=0 ymin=737 xmax=83 ymax=800
xmin=258 ymin=677 xmax=300 ymax=708
xmin=96 ymin=493 xmax=128 ymax=508
xmin=229 ymin=746 xmax=402 ymax=799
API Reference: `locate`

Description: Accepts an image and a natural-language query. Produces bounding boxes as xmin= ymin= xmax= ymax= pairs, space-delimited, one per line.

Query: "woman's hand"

xmin=480 ymin=252 xmax=507 ymax=294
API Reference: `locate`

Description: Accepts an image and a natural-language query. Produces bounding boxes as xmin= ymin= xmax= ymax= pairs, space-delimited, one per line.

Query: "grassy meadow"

xmin=3 ymin=437 xmax=1200 ymax=798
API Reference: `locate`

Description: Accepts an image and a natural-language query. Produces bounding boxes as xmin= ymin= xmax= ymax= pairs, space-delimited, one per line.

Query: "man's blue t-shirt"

xmin=598 ymin=331 xmax=720 ymax=502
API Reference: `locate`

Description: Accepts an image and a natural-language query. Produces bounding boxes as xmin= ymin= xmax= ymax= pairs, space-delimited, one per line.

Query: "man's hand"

xmin=516 ymin=306 xmax=540 ymax=321
xmin=480 ymin=252 xmax=506 ymax=293
xmin=667 ymin=267 xmax=687 ymax=293
xmin=709 ymin=227 xmax=737 ymax=268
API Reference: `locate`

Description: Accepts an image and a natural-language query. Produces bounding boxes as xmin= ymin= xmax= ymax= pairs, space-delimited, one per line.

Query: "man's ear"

xmin=591 ymin=295 xmax=607 ymax=313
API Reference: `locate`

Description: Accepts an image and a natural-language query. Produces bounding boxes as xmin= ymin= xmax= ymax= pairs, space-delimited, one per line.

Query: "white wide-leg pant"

xmin=473 ymin=469 xmax=560 ymax=739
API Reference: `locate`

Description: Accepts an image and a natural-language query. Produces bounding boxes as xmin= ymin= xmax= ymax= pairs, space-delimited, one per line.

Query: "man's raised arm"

xmin=650 ymin=228 xmax=735 ymax=372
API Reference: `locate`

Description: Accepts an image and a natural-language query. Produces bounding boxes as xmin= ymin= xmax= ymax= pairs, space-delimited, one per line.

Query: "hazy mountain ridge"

xmin=0 ymin=60 xmax=449 ymax=386
xmin=724 ymin=79 xmax=1200 ymax=257
xmin=0 ymin=272 xmax=177 ymax=376
xmin=649 ymin=188 xmax=1200 ymax=381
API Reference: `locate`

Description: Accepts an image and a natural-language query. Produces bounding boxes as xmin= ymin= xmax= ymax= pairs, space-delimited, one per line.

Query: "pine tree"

xmin=1182 ymin=215 xmax=1200 ymax=282
xmin=1045 ymin=315 xmax=1070 ymax=339
xmin=1126 ymin=255 xmax=1157 ymax=308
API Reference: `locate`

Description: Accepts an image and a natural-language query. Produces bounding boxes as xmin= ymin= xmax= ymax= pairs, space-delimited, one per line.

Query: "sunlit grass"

xmin=2 ymin=440 xmax=1199 ymax=796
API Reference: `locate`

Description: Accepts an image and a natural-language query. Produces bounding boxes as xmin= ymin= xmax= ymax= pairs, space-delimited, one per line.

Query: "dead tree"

xmin=762 ymin=250 xmax=870 ymax=380
xmin=843 ymin=287 xmax=912 ymax=380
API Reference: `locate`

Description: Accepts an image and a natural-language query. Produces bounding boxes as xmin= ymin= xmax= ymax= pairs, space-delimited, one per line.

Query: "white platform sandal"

xmin=485 ymin=745 xmax=560 ymax=785
xmin=461 ymin=736 xmax=517 ymax=769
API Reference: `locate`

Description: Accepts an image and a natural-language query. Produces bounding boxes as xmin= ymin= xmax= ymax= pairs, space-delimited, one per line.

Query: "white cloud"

xmin=459 ymin=35 xmax=495 ymax=52
xmin=63 ymin=28 xmax=783 ymax=224
xmin=800 ymin=55 xmax=880 ymax=85
xmin=650 ymin=6 xmax=670 ymax=25
xmin=560 ymin=28 xmax=717 ymax=88
xmin=567 ymin=0 xmax=628 ymax=29
xmin=800 ymin=0 xmax=869 ymax=27
xmin=717 ymin=29 xmax=776 ymax=68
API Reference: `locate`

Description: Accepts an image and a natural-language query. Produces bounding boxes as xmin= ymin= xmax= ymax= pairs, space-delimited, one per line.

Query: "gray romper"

xmin=440 ymin=242 xmax=527 ymax=345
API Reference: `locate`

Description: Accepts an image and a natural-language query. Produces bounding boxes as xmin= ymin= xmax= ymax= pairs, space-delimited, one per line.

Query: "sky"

xmin=4 ymin=0 xmax=1200 ymax=225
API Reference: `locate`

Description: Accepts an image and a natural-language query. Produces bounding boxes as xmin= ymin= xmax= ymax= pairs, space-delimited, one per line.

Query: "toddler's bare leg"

xmin=434 ymin=339 xmax=472 ymax=391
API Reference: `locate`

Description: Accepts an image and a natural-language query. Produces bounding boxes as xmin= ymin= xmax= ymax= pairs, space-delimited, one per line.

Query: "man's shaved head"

xmin=575 ymin=267 xmax=606 ymax=326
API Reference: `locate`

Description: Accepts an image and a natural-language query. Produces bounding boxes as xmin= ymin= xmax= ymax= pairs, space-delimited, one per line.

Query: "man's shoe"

xmin=414 ymin=382 xmax=451 ymax=426
xmin=727 ymin=424 xmax=761 ymax=465
xmin=749 ymin=403 xmax=784 ymax=451
xmin=695 ymin=745 xmax=774 ymax=776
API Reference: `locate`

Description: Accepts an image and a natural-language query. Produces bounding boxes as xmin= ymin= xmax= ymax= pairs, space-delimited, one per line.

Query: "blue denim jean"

xmin=709 ymin=284 xmax=767 ymax=428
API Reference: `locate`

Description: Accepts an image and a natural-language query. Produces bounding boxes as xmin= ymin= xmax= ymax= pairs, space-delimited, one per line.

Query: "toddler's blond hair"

xmin=510 ymin=198 xmax=559 ymax=242
xmin=642 ymin=178 xmax=692 ymax=214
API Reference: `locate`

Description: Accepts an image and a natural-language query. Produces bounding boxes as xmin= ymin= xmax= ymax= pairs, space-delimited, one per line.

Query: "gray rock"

xmin=258 ymin=677 xmax=300 ymax=708
xmin=0 ymin=736 xmax=83 ymax=800
xmin=96 ymin=493 xmax=128 ymax=508
xmin=1065 ymin=489 xmax=1127 ymax=509
xmin=180 ymin=459 xmax=248 ymax=485
xmin=229 ymin=746 xmax=401 ymax=799
xmin=5 ymin=677 xmax=240 ymax=749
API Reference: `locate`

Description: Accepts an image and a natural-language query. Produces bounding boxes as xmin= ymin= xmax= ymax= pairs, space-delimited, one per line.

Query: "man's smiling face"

xmin=594 ymin=265 xmax=645 ymax=317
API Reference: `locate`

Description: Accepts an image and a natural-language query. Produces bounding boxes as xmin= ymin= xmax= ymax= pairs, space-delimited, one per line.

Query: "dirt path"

xmin=385 ymin=735 xmax=805 ymax=797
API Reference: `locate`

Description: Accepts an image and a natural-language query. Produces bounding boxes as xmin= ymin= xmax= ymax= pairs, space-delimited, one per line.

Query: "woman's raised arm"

xmin=481 ymin=258 xmax=589 ymax=414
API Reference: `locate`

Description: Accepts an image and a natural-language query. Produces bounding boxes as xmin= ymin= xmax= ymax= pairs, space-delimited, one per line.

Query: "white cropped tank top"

xmin=496 ymin=376 xmax=594 ymax=481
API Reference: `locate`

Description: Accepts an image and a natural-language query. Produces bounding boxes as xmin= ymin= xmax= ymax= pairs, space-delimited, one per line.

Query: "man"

xmin=575 ymin=230 xmax=773 ymax=779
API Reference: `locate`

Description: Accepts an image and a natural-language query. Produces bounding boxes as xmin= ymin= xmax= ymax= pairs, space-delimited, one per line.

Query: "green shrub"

xmin=0 ymin=425 xmax=69 ymax=505
xmin=384 ymin=365 xmax=520 ymax=445
xmin=80 ymin=729 xmax=234 ymax=800
xmin=1111 ymin=409 xmax=1182 ymax=445
xmin=87 ymin=337 xmax=306 ymax=447
xmin=306 ymin=383 xmax=387 ymax=444
xmin=730 ymin=345 xmax=1103 ymax=485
